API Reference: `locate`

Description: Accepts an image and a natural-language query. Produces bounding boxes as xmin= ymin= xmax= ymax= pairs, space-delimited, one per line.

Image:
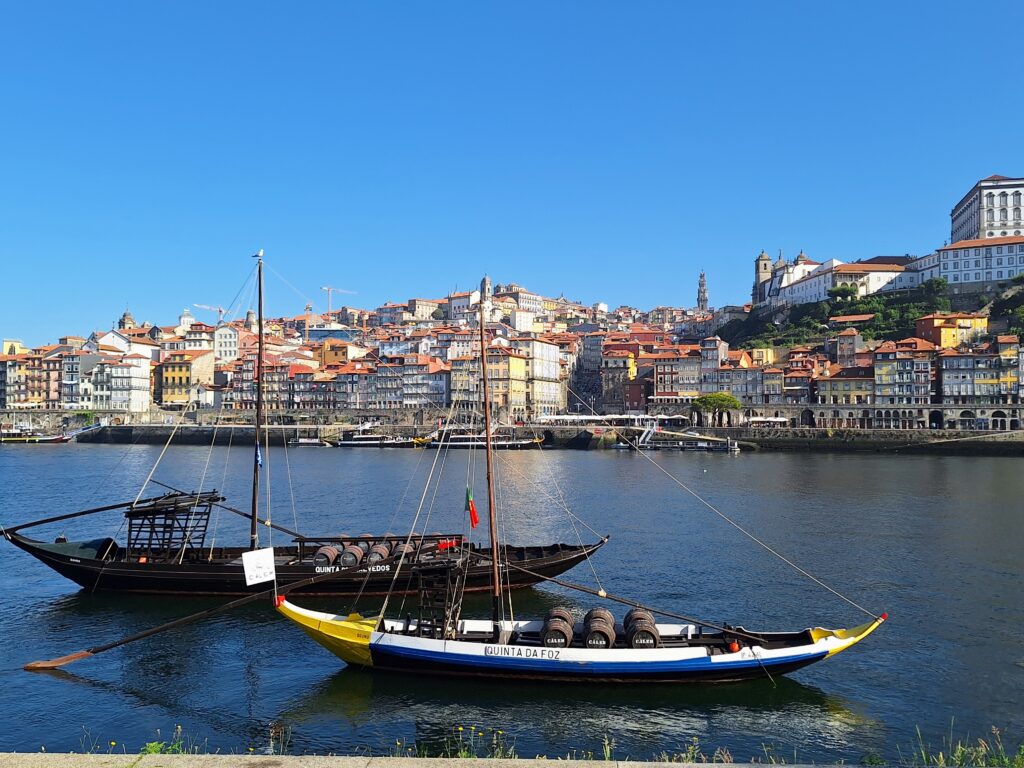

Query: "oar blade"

xmin=24 ymin=651 xmax=94 ymax=671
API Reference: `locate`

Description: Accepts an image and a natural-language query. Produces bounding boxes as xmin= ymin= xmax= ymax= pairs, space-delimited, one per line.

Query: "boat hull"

xmin=335 ymin=439 xmax=416 ymax=448
xmin=3 ymin=532 xmax=605 ymax=597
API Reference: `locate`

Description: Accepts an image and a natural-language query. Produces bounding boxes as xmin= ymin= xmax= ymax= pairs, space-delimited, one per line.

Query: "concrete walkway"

xmin=0 ymin=757 xmax=827 ymax=768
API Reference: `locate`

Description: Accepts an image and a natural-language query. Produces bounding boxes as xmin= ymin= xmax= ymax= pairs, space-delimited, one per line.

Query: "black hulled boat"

xmin=4 ymin=490 xmax=605 ymax=596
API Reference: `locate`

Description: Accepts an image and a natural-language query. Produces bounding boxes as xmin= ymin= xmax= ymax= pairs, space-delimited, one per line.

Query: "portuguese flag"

xmin=465 ymin=486 xmax=480 ymax=529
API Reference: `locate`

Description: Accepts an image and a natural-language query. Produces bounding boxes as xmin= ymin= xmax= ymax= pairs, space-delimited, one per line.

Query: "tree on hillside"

xmin=691 ymin=392 xmax=743 ymax=427
xmin=827 ymin=285 xmax=858 ymax=302
xmin=920 ymin=277 xmax=949 ymax=302
xmin=431 ymin=307 xmax=445 ymax=320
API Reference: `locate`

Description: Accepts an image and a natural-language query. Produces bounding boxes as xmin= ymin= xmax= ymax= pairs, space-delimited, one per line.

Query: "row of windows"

xmin=944 ymin=244 xmax=1024 ymax=258
xmin=984 ymin=191 xmax=1023 ymax=206
xmin=944 ymin=260 xmax=1022 ymax=271
xmin=985 ymin=208 xmax=1022 ymax=222
xmin=946 ymin=268 xmax=1024 ymax=282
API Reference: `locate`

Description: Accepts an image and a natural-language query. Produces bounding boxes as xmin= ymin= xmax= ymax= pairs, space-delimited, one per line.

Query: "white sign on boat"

xmin=242 ymin=547 xmax=276 ymax=586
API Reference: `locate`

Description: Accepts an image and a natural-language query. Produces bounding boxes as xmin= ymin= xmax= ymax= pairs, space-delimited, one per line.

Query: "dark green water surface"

xmin=0 ymin=444 xmax=1021 ymax=759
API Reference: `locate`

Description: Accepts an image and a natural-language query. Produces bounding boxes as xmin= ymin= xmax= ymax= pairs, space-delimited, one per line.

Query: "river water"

xmin=0 ymin=444 xmax=1021 ymax=760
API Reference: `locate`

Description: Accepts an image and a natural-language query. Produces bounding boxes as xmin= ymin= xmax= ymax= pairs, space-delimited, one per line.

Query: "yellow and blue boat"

xmin=275 ymin=598 xmax=885 ymax=683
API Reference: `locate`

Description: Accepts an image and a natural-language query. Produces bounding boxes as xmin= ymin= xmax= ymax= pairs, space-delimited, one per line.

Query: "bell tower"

xmin=697 ymin=272 xmax=709 ymax=312
xmin=752 ymin=250 xmax=772 ymax=304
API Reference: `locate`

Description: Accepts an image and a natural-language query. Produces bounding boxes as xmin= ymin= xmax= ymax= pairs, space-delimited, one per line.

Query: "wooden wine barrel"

xmin=339 ymin=544 xmax=365 ymax=566
xmin=545 ymin=606 xmax=575 ymax=626
xmin=367 ymin=543 xmax=392 ymax=563
xmin=312 ymin=546 xmax=339 ymax=566
xmin=626 ymin=618 xmax=661 ymax=649
xmin=391 ymin=542 xmax=416 ymax=558
xmin=624 ymin=608 xmax=655 ymax=629
xmin=355 ymin=535 xmax=374 ymax=553
xmin=584 ymin=607 xmax=614 ymax=627
xmin=541 ymin=616 xmax=573 ymax=647
xmin=583 ymin=616 xmax=615 ymax=649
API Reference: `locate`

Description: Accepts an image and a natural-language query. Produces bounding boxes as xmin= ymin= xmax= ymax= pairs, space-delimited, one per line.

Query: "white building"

xmin=753 ymin=251 xmax=822 ymax=310
xmin=511 ymin=337 xmax=562 ymax=416
xmin=85 ymin=329 xmax=161 ymax=362
xmin=495 ymin=284 xmax=544 ymax=314
xmin=907 ymin=251 xmax=940 ymax=283
xmin=111 ymin=354 xmax=152 ymax=413
xmin=951 ymin=175 xmax=1024 ymax=243
xmin=938 ymin=235 xmax=1024 ymax=291
xmin=446 ymin=290 xmax=480 ymax=322
xmin=509 ymin=309 xmax=535 ymax=333
xmin=754 ymin=251 xmax=931 ymax=311
xmin=214 ymin=324 xmax=240 ymax=363
xmin=184 ymin=323 xmax=216 ymax=353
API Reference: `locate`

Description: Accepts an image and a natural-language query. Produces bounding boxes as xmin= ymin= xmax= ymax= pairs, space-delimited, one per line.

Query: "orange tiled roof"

xmin=941 ymin=235 xmax=1024 ymax=250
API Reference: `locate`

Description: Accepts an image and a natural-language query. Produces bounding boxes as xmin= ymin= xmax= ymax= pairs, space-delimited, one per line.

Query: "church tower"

xmin=697 ymin=272 xmax=709 ymax=312
xmin=117 ymin=308 xmax=137 ymax=331
xmin=480 ymin=274 xmax=493 ymax=301
xmin=752 ymin=250 xmax=772 ymax=304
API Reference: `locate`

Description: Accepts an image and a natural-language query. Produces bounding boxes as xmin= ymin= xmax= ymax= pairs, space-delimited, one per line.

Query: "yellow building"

xmin=25 ymin=352 xmax=46 ymax=408
xmin=486 ymin=347 xmax=528 ymax=421
xmin=915 ymin=313 xmax=988 ymax=349
xmin=2 ymin=339 xmax=28 ymax=355
xmin=449 ymin=347 xmax=528 ymax=422
xmin=156 ymin=350 xmax=215 ymax=406
xmin=319 ymin=339 xmax=369 ymax=367
xmin=816 ymin=366 xmax=875 ymax=405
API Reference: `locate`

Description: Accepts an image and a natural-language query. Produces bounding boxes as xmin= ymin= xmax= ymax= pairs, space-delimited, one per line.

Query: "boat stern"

xmin=809 ymin=612 xmax=887 ymax=658
xmin=275 ymin=597 xmax=378 ymax=667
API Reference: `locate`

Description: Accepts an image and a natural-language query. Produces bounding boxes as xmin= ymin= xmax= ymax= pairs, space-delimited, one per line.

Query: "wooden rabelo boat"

xmin=3 ymin=493 xmax=605 ymax=597
xmin=276 ymin=299 xmax=887 ymax=683
xmin=3 ymin=255 xmax=604 ymax=597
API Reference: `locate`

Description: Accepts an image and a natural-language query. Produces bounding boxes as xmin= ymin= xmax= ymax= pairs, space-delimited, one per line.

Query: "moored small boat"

xmin=275 ymin=599 xmax=886 ymax=683
xmin=417 ymin=427 xmax=542 ymax=450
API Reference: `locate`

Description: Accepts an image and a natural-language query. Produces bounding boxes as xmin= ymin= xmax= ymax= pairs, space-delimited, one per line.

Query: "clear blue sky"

xmin=2 ymin=1 xmax=1022 ymax=346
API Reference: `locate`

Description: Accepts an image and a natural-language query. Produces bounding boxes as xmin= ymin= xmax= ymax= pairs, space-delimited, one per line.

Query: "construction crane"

xmin=193 ymin=303 xmax=227 ymax=323
xmin=320 ymin=285 xmax=355 ymax=314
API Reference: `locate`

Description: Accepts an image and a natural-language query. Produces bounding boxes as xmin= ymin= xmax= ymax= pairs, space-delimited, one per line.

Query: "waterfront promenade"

xmin=56 ymin=422 xmax=1024 ymax=456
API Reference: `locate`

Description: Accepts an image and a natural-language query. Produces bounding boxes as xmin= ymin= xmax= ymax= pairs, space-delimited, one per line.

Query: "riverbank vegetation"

xmin=717 ymin=279 xmax=955 ymax=349
xmin=59 ymin=723 xmax=1024 ymax=766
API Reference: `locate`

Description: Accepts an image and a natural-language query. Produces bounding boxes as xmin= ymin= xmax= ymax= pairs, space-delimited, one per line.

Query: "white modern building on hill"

xmin=938 ymin=235 xmax=1024 ymax=292
xmin=951 ymin=175 xmax=1024 ymax=243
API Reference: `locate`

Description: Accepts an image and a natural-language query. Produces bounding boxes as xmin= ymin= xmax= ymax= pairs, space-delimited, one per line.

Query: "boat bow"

xmin=275 ymin=597 xmax=377 ymax=667
xmin=809 ymin=612 xmax=888 ymax=658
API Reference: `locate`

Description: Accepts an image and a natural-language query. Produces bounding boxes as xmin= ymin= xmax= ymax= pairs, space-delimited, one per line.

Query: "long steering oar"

xmin=24 ymin=555 xmax=397 ymax=671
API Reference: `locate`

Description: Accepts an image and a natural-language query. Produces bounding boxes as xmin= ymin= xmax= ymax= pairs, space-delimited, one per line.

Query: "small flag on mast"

xmin=256 ymin=444 xmax=263 ymax=468
xmin=465 ymin=486 xmax=479 ymax=529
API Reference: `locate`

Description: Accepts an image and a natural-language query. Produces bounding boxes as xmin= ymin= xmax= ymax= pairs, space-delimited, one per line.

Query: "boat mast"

xmin=477 ymin=299 xmax=502 ymax=628
xmin=250 ymin=249 xmax=265 ymax=550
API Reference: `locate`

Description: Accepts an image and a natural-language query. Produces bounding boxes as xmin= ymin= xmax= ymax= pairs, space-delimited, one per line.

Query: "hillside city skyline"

xmin=6 ymin=171 xmax=1021 ymax=349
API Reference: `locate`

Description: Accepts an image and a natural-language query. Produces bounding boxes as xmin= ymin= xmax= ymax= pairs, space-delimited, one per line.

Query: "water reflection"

xmin=279 ymin=666 xmax=877 ymax=759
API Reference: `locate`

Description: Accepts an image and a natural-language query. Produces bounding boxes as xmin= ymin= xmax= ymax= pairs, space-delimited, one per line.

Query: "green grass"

xmin=391 ymin=725 xmax=518 ymax=759
xmin=46 ymin=722 xmax=1024 ymax=765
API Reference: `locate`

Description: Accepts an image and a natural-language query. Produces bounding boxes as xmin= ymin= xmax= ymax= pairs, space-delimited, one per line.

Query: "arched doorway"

xmin=929 ymin=410 xmax=943 ymax=429
xmin=959 ymin=410 xmax=976 ymax=430
xmin=992 ymin=410 xmax=1007 ymax=430
xmin=800 ymin=409 xmax=816 ymax=427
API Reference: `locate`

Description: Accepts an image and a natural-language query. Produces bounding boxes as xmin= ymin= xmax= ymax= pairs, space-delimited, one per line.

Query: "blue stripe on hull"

xmin=369 ymin=642 xmax=828 ymax=680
